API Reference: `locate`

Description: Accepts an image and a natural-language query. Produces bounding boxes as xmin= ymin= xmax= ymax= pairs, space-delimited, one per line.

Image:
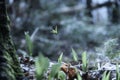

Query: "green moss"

xmin=0 ymin=1 xmax=23 ymax=79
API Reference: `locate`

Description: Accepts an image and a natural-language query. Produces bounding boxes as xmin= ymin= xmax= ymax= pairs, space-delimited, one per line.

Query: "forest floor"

xmin=18 ymin=53 xmax=120 ymax=80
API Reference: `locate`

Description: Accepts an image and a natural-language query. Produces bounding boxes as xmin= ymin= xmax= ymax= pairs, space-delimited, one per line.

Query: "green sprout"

xmin=75 ymin=68 xmax=82 ymax=80
xmin=77 ymin=73 xmax=82 ymax=80
xmin=35 ymin=54 xmax=49 ymax=80
xmin=48 ymin=63 xmax=61 ymax=80
xmin=58 ymin=52 xmax=63 ymax=63
xmin=116 ymin=63 xmax=120 ymax=80
xmin=82 ymin=52 xmax=87 ymax=72
xmin=25 ymin=32 xmax=33 ymax=56
xmin=51 ymin=26 xmax=58 ymax=34
xmin=58 ymin=71 xmax=66 ymax=80
xmin=71 ymin=48 xmax=78 ymax=62
xmin=102 ymin=71 xmax=110 ymax=80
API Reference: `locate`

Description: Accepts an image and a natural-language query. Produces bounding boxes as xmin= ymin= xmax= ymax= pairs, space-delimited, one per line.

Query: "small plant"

xmin=35 ymin=54 xmax=49 ymax=80
xmin=58 ymin=52 xmax=63 ymax=63
xmin=77 ymin=73 xmax=82 ymax=80
xmin=82 ymin=52 xmax=87 ymax=72
xmin=57 ymin=71 xmax=66 ymax=80
xmin=25 ymin=32 xmax=33 ymax=56
xmin=102 ymin=71 xmax=110 ymax=80
xmin=116 ymin=63 xmax=120 ymax=80
xmin=51 ymin=26 xmax=58 ymax=34
xmin=75 ymin=68 xmax=82 ymax=80
xmin=71 ymin=48 xmax=78 ymax=62
xmin=48 ymin=63 xmax=61 ymax=80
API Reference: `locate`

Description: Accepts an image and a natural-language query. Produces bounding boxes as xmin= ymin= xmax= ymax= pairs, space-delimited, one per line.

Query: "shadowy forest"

xmin=1 ymin=0 xmax=120 ymax=80
xmin=7 ymin=0 xmax=120 ymax=60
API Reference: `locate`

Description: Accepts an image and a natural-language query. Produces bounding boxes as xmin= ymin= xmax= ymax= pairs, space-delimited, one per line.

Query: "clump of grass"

xmin=35 ymin=54 xmax=49 ymax=80
xmin=71 ymin=48 xmax=88 ymax=72
xmin=25 ymin=32 xmax=33 ymax=56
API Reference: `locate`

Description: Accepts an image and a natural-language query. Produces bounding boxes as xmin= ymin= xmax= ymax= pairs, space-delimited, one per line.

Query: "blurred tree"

xmin=86 ymin=0 xmax=92 ymax=17
xmin=0 ymin=0 xmax=23 ymax=79
xmin=111 ymin=0 xmax=120 ymax=23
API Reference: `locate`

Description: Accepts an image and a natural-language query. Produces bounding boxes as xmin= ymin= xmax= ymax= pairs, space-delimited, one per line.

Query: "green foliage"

xmin=71 ymin=48 xmax=78 ymax=62
xmin=48 ymin=63 xmax=61 ymax=80
xmin=77 ymin=73 xmax=82 ymax=80
xmin=58 ymin=52 xmax=63 ymax=63
xmin=75 ymin=68 xmax=82 ymax=80
xmin=103 ymin=38 xmax=120 ymax=59
xmin=102 ymin=71 xmax=110 ymax=80
xmin=35 ymin=54 xmax=49 ymax=80
xmin=25 ymin=32 xmax=33 ymax=56
xmin=116 ymin=63 xmax=120 ymax=80
xmin=51 ymin=26 xmax=58 ymax=34
xmin=58 ymin=71 xmax=66 ymax=80
xmin=82 ymin=52 xmax=87 ymax=72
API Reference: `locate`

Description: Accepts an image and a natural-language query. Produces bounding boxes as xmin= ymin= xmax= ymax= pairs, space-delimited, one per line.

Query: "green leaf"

xmin=51 ymin=26 xmax=58 ymax=34
xmin=58 ymin=71 xmax=66 ymax=80
xmin=77 ymin=73 xmax=82 ymax=80
xmin=48 ymin=63 xmax=61 ymax=80
xmin=58 ymin=52 xmax=63 ymax=63
xmin=116 ymin=63 xmax=120 ymax=80
xmin=102 ymin=71 xmax=110 ymax=80
xmin=35 ymin=54 xmax=49 ymax=80
xmin=71 ymin=48 xmax=78 ymax=62
xmin=82 ymin=52 xmax=87 ymax=72
xmin=25 ymin=32 xmax=33 ymax=56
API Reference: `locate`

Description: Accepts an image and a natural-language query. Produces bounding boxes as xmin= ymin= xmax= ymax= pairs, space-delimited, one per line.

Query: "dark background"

xmin=6 ymin=0 xmax=120 ymax=61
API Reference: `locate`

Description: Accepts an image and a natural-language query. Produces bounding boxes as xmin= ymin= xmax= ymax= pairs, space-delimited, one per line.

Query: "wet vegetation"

xmin=1 ymin=0 xmax=120 ymax=80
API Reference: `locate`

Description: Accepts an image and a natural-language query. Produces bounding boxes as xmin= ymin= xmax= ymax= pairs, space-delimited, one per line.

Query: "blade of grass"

xmin=102 ymin=71 xmax=110 ymax=80
xmin=75 ymin=68 xmax=82 ymax=80
xmin=116 ymin=63 xmax=120 ymax=80
xmin=58 ymin=52 xmax=63 ymax=63
xmin=58 ymin=71 xmax=66 ymax=80
xmin=82 ymin=52 xmax=87 ymax=72
xmin=25 ymin=32 xmax=33 ymax=56
xmin=71 ymin=48 xmax=78 ymax=62
xmin=77 ymin=73 xmax=82 ymax=80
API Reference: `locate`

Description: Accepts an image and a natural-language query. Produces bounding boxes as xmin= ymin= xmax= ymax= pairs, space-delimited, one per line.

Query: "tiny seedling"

xmin=51 ymin=26 xmax=58 ymax=34
xmin=71 ymin=48 xmax=78 ymax=62
xmin=58 ymin=71 xmax=66 ymax=80
xmin=75 ymin=68 xmax=82 ymax=80
xmin=58 ymin=52 xmax=63 ymax=63
xmin=48 ymin=63 xmax=61 ymax=80
xmin=35 ymin=54 xmax=49 ymax=80
xmin=82 ymin=52 xmax=87 ymax=72
xmin=25 ymin=32 xmax=33 ymax=56
xmin=102 ymin=71 xmax=110 ymax=80
xmin=116 ymin=63 xmax=120 ymax=80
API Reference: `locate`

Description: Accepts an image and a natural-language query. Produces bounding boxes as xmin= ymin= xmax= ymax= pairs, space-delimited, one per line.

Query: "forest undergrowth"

xmin=18 ymin=31 xmax=120 ymax=80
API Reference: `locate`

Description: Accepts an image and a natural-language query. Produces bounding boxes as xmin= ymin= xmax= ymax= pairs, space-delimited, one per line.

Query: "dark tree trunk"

xmin=0 ymin=0 xmax=23 ymax=80
xmin=111 ymin=0 xmax=120 ymax=23
xmin=86 ymin=0 xmax=92 ymax=17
